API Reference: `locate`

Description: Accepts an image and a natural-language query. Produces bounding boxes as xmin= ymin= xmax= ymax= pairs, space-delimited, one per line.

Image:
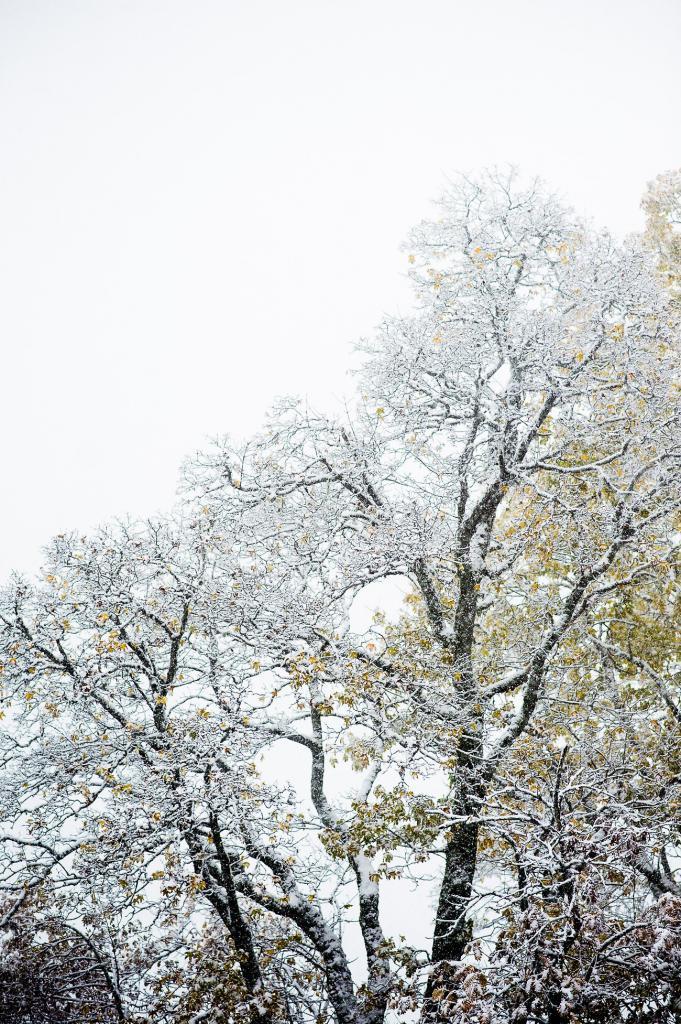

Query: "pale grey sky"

xmin=1 ymin=0 xmax=679 ymax=578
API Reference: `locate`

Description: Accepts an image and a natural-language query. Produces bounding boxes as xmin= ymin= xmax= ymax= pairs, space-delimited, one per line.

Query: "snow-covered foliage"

xmin=0 ymin=169 xmax=679 ymax=1023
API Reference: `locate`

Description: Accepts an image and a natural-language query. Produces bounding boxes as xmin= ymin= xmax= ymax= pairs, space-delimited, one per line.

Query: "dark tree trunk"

xmin=429 ymin=818 xmax=479 ymax=967
xmin=424 ymin=724 xmax=484 ymax=1020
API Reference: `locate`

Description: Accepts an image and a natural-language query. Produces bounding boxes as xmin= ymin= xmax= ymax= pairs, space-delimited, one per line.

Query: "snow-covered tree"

xmin=1 ymin=169 xmax=679 ymax=1022
xmin=642 ymin=167 xmax=681 ymax=305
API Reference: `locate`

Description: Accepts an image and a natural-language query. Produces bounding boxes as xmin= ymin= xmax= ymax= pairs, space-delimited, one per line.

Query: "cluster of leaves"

xmin=643 ymin=168 xmax=681 ymax=305
xmin=0 ymin=897 xmax=123 ymax=1023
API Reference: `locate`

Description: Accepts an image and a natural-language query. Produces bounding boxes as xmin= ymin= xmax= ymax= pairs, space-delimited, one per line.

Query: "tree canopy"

xmin=1 ymin=169 xmax=679 ymax=1024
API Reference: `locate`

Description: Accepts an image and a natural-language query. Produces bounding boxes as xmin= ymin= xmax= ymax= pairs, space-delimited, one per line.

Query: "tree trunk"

xmin=430 ymin=818 xmax=479 ymax=967
xmin=424 ymin=723 xmax=484 ymax=1020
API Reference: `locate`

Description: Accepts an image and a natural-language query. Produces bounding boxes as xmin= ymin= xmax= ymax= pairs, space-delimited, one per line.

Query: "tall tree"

xmin=1 ymin=169 xmax=679 ymax=1022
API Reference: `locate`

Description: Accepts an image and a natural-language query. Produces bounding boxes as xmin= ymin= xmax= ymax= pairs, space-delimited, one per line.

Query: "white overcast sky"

xmin=1 ymin=0 xmax=679 ymax=579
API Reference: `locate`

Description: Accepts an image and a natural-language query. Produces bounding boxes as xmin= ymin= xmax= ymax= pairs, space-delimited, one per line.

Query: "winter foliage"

xmin=0 ymin=169 xmax=679 ymax=1023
